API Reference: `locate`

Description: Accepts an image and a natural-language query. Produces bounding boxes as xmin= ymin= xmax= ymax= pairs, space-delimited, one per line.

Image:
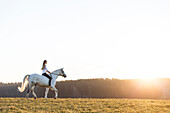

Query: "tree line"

xmin=0 ymin=78 xmax=169 ymax=99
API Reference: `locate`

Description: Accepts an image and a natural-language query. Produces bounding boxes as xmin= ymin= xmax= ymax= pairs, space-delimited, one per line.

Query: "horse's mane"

xmin=51 ymin=68 xmax=62 ymax=74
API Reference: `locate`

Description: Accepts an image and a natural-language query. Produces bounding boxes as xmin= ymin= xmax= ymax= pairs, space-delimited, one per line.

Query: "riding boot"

xmin=49 ymin=79 xmax=51 ymax=86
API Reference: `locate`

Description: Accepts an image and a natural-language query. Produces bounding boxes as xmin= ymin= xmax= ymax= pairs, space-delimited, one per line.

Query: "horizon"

xmin=1 ymin=0 xmax=170 ymax=83
xmin=1 ymin=77 xmax=170 ymax=84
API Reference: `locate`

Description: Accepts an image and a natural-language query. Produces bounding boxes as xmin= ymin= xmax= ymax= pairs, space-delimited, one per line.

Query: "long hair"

xmin=41 ymin=60 xmax=47 ymax=70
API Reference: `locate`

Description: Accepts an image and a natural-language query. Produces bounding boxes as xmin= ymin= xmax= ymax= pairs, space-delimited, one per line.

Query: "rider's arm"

xmin=47 ymin=70 xmax=51 ymax=74
xmin=45 ymin=66 xmax=51 ymax=74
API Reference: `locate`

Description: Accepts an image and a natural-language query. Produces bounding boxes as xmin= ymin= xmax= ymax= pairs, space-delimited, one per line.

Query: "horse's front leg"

xmin=51 ymin=86 xmax=58 ymax=99
xmin=45 ymin=87 xmax=49 ymax=98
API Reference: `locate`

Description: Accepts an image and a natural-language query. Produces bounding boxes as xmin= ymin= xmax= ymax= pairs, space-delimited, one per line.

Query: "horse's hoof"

xmin=54 ymin=98 xmax=56 ymax=99
xmin=34 ymin=97 xmax=37 ymax=99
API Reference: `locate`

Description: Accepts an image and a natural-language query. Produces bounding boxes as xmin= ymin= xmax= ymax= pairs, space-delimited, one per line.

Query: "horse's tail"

xmin=18 ymin=75 xmax=30 ymax=92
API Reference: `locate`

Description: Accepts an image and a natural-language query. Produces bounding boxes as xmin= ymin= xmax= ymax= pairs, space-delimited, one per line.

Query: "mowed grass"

xmin=0 ymin=98 xmax=170 ymax=113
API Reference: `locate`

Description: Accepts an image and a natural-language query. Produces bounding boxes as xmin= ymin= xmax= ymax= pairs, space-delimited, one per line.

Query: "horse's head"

xmin=52 ymin=68 xmax=67 ymax=78
xmin=59 ymin=68 xmax=67 ymax=78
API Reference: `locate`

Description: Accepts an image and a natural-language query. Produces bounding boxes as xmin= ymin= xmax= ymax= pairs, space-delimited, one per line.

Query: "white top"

xmin=42 ymin=65 xmax=49 ymax=74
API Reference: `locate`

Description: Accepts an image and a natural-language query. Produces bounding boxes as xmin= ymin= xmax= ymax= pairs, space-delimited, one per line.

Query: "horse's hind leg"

xmin=26 ymin=85 xmax=31 ymax=98
xmin=26 ymin=89 xmax=29 ymax=98
xmin=31 ymin=85 xmax=37 ymax=99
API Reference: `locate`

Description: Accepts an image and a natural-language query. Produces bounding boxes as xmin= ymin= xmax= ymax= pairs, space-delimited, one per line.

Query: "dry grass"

xmin=0 ymin=98 xmax=170 ymax=112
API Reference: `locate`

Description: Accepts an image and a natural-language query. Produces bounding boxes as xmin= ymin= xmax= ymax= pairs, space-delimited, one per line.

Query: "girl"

xmin=41 ymin=60 xmax=52 ymax=86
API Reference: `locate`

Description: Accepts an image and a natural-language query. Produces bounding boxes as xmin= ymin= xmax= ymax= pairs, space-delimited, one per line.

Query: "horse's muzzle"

xmin=64 ymin=74 xmax=67 ymax=78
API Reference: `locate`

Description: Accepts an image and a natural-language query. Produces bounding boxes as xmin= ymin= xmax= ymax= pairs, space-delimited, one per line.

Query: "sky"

xmin=0 ymin=0 xmax=170 ymax=83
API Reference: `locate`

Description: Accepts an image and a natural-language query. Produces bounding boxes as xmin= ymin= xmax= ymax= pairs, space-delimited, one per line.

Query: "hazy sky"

xmin=0 ymin=0 xmax=170 ymax=83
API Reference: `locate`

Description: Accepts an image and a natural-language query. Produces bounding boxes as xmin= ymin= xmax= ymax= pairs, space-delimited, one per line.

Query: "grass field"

xmin=0 ymin=98 xmax=170 ymax=113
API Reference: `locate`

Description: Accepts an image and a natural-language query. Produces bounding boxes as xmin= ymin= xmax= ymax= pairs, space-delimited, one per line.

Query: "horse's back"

xmin=29 ymin=73 xmax=49 ymax=86
xmin=30 ymin=73 xmax=41 ymax=77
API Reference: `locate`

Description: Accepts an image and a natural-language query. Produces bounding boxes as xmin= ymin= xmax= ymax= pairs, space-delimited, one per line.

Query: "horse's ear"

xmin=62 ymin=67 xmax=64 ymax=69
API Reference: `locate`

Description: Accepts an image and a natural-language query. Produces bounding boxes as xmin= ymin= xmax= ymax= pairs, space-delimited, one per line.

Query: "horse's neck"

xmin=52 ymin=69 xmax=62 ymax=74
xmin=51 ymin=74 xmax=58 ymax=80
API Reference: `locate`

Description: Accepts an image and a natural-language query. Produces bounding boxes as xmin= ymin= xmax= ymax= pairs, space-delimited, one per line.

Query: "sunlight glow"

xmin=0 ymin=0 xmax=170 ymax=82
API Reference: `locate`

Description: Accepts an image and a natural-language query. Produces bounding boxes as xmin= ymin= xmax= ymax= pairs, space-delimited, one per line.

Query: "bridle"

xmin=61 ymin=69 xmax=64 ymax=75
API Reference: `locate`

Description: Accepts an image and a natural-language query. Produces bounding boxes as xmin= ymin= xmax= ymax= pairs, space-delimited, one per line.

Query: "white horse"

xmin=18 ymin=68 xmax=67 ymax=99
